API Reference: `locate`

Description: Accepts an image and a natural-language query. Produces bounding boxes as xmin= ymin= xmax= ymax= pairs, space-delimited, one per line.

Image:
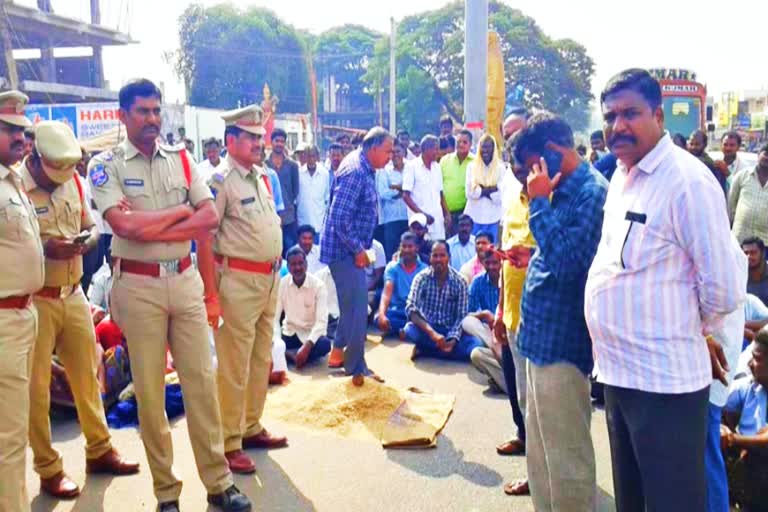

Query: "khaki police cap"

xmin=34 ymin=121 xmax=81 ymax=169
xmin=0 ymin=90 xmax=32 ymax=128
xmin=221 ymin=104 xmax=266 ymax=136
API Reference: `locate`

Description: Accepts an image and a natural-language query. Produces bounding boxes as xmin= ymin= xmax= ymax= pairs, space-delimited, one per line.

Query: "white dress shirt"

xmin=305 ymin=244 xmax=326 ymax=274
xmin=365 ymin=239 xmax=386 ymax=289
xmin=402 ymin=157 xmax=445 ymax=240
xmin=88 ymin=262 xmax=112 ymax=312
xmin=197 ymin=158 xmax=221 ymax=184
xmin=710 ymin=299 xmax=746 ymax=407
xmin=316 ymin=266 xmax=339 ymax=319
xmin=275 ymin=272 xmax=329 ymax=343
xmin=585 ymin=133 xmax=747 ymax=394
xmin=297 ymin=164 xmax=330 ymax=232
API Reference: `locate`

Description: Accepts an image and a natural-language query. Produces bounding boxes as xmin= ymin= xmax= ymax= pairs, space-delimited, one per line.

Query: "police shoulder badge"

xmin=90 ymin=163 xmax=108 ymax=187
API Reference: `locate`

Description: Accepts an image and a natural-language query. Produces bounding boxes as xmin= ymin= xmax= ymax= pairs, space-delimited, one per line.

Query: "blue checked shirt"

xmin=468 ymin=271 xmax=500 ymax=313
xmin=517 ymin=162 xmax=608 ymax=376
xmin=405 ymin=266 xmax=469 ymax=341
xmin=320 ymin=149 xmax=379 ymax=263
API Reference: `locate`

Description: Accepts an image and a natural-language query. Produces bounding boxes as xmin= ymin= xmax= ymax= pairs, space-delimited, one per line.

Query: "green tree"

xmin=364 ymin=0 xmax=595 ymax=132
xmin=313 ymin=25 xmax=381 ymax=112
xmin=397 ymin=67 xmax=444 ymax=136
xmin=175 ymin=4 xmax=310 ymax=112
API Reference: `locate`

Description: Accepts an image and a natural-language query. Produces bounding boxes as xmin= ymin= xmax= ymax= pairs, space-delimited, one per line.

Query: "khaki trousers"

xmin=0 ymin=305 xmax=36 ymax=512
xmin=526 ymin=361 xmax=596 ymax=512
xmin=111 ymin=267 xmax=232 ymax=503
xmin=30 ymin=289 xmax=112 ymax=478
xmin=215 ymin=268 xmax=279 ymax=452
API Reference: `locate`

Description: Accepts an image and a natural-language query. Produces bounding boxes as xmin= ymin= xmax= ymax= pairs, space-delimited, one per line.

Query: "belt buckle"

xmin=159 ymin=260 xmax=180 ymax=277
xmin=271 ymin=259 xmax=280 ymax=273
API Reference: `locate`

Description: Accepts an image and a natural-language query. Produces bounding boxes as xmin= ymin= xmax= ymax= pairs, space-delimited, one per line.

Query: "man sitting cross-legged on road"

xmin=403 ymin=240 xmax=484 ymax=361
xmin=465 ymin=248 xmax=506 ymax=393
xmin=375 ymin=232 xmax=428 ymax=338
xmin=274 ymin=246 xmax=333 ymax=369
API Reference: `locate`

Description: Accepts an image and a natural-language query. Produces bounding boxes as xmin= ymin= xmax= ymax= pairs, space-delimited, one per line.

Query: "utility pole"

xmin=388 ymin=17 xmax=396 ymax=133
xmin=0 ymin=0 xmax=19 ymax=89
xmin=90 ymin=0 xmax=104 ymax=88
xmin=463 ymin=0 xmax=488 ymax=142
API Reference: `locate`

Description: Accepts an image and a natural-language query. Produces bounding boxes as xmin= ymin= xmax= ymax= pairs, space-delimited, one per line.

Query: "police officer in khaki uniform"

xmin=0 ymin=90 xmax=43 ymax=512
xmin=88 ymin=79 xmax=251 ymax=512
xmin=21 ymin=121 xmax=140 ymax=500
xmin=196 ymin=105 xmax=287 ymax=476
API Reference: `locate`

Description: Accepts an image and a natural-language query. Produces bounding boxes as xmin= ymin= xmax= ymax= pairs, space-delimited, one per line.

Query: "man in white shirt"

xmin=447 ymin=214 xmax=476 ymax=270
xmin=585 ymin=68 xmax=747 ymax=512
xmin=296 ymin=145 xmax=330 ymax=234
xmin=275 ymin=246 xmax=332 ymax=368
xmin=196 ymin=138 xmax=222 ymax=183
xmin=402 ymin=135 xmax=451 ymax=240
xmin=89 ymin=261 xmax=113 ymax=313
xmin=297 ymin=225 xmax=326 ymax=274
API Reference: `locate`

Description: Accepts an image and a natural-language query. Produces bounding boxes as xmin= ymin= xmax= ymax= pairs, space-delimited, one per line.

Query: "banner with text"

xmin=25 ymin=102 xmax=120 ymax=139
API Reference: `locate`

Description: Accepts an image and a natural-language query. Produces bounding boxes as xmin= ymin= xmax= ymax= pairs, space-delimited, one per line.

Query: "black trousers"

xmin=604 ymin=384 xmax=709 ymax=512
xmin=82 ymin=233 xmax=113 ymax=295
xmin=501 ymin=343 xmax=525 ymax=442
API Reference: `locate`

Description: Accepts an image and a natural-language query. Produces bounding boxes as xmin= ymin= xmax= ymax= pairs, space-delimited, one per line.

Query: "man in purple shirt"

xmin=320 ymin=127 xmax=394 ymax=386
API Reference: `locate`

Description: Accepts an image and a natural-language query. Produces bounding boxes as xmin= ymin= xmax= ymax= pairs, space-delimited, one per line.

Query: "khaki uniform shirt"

xmin=210 ymin=155 xmax=282 ymax=262
xmin=21 ymin=164 xmax=95 ymax=287
xmin=0 ymin=164 xmax=44 ymax=296
xmin=89 ymin=139 xmax=212 ymax=262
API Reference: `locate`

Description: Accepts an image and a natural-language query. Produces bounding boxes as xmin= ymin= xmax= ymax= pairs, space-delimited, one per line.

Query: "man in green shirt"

xmin=440 ymin=129 xmax=474 ymax=235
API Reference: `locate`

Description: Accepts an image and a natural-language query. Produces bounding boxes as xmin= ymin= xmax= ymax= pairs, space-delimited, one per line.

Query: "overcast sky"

xmin=24 ymin=0 xmax=768 ymax=108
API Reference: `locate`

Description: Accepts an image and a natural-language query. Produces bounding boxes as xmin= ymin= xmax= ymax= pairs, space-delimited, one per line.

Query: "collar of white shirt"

xmin=623 ymin=132 xmax=673 ymax=176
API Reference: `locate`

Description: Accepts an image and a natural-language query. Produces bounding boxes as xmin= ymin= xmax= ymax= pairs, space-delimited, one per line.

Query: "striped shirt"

xmin=585 ymin=133 xmax=747 ymax=394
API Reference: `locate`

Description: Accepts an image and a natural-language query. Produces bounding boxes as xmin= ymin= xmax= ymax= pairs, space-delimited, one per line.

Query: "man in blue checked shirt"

xmin=513 ymin=112 xmax=608 ymax=511
xmin=320 ymin=127 xmax=393 ymax=386
xmin=403 ymin=241 xmax=484 ymax=362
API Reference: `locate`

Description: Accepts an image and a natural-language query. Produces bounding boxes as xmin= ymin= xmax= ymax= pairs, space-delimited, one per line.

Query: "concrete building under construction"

xmin=0 ymin=0 xmax=133 ymax=102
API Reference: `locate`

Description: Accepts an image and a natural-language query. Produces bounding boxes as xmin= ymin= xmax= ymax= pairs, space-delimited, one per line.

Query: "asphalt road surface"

xmin=27 ymin=337 xmax=617 ymax=511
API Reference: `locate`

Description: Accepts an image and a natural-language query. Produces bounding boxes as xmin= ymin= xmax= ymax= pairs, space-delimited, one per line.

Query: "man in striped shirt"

xmin=585 ymin=69 xmax=747 ymax=512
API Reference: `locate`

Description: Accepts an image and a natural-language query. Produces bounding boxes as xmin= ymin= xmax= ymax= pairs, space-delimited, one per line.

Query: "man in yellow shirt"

xmin=493 ymin=157 xmax=536 ymax=497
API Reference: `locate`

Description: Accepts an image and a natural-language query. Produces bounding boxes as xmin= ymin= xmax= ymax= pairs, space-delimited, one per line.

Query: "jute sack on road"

xmin=381 ymin=388 xmax=455 ymax=449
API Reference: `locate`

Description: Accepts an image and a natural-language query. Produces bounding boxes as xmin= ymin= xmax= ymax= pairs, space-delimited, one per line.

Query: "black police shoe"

xmin=207 ymin=485 xmax=252 ymax=512
xmin=158 ymin=501 xmax=180 ymax=512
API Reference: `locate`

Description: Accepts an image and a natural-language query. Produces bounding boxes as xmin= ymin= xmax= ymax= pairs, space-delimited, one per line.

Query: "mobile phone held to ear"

xmin=541 ymin=148 xmax=563 ymax=178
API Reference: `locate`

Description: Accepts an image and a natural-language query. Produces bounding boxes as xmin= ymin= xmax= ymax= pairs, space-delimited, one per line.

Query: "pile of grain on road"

xmin=264 ymin=378 xmax=406 ymax=442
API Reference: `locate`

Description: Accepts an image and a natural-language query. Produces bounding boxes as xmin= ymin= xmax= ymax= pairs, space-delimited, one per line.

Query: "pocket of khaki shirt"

xmin=0 ymin=199 xmax=32 ymax=241
xmin=163 ymin=175 xmax=189 ymax=207
xmin=62 ymin=199 xmax=81 ymax=234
